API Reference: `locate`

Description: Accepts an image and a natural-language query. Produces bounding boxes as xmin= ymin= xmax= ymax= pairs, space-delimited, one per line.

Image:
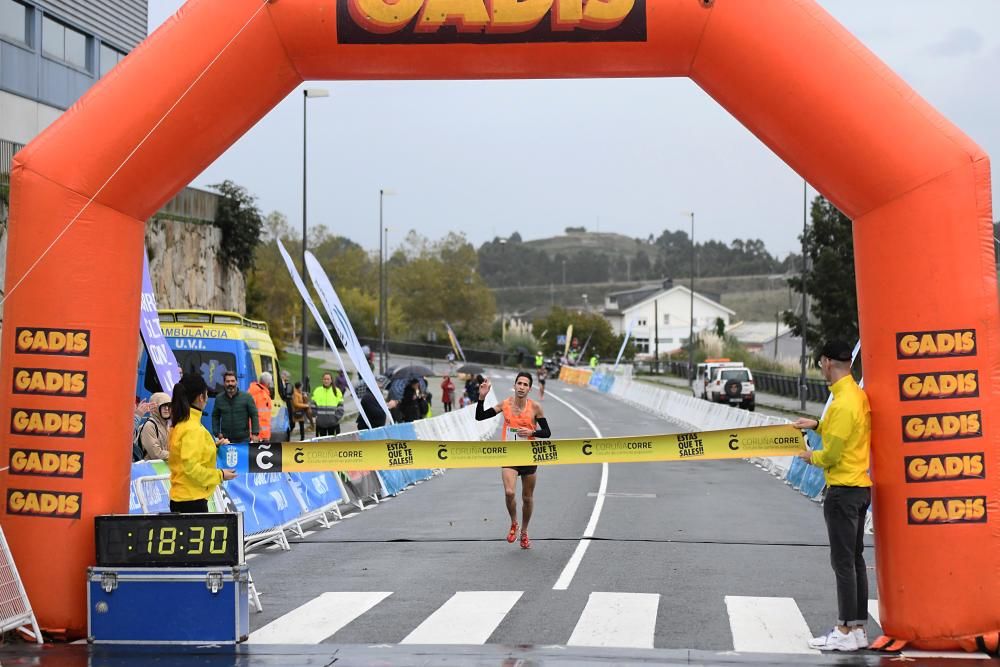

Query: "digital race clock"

xmin=95 ymin=513 xmax=243 ymax=567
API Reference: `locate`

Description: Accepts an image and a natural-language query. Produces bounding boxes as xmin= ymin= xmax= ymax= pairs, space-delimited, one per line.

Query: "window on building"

xmin=42 ymin=15 xmax=90 ymax=71
xmin=636 ymin=318 xmax=647 ymax=327
xmin=100 ymin=43 xmax=125 ymax=77
xmin=663 ymin=313 xmax=670 ymax=325
xmin=634 ymin=338 xmax=649 ymax=354
xmin=0 ymin=0 xmax=29 ymax=45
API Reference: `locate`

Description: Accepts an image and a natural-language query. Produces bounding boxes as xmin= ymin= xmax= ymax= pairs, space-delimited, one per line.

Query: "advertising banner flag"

xmin=304 ymin=251 xmax=393 ymax=425
xmin=613 ymin=320 xmax=635 ymax=372
xmin=564 ymin=324 xmax=574 ymax=358
xmin=218 ymin=424 xmax=805 ymax=473
xmin=444 ymin=321 xmax=465 ymax=361
xmin=578 ymin=332 xmax=594 ymax=360
xmin=140 ymin=253 xmax=178 ymax=394
xmin=276 ymin=241 xmax=372 ymax=429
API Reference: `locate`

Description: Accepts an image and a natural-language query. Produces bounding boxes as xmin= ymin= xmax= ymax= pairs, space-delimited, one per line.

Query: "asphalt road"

xmin=240 ymin=370 xmax=888 ymax=656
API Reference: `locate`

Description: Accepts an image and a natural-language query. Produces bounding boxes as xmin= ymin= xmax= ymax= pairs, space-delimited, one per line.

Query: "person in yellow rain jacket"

xmin=792 ymin=340 xmax=871 ymax=652
xmin=312 ymin=372 xmax=344 ymax=437
xmin=168 ymin=373 xmax=237 ymax=513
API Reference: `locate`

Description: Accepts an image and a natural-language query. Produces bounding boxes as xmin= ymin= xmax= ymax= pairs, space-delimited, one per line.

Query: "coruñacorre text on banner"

xmin=217 ymin=424 xmax=804 ymax=473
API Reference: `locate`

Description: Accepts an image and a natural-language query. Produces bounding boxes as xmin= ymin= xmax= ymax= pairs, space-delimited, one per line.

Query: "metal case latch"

xmin=206 ymin=571 xmax=224 ymax=594
xmin=100 ymin=572 xmax=118 ymax=593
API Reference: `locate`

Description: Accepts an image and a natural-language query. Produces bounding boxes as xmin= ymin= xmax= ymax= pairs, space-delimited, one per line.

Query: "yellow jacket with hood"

xmin=168 ymin=407 xmax=222 ymax=501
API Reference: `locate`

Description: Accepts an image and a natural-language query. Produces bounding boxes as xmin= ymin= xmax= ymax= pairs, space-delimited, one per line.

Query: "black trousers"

xmin=317 ymin=424 xmax=340 ymax=437
xmin=170 ymin=498 xmax=209 ymax=513
xmin=823 ymin=485 xmax=871 ymax=625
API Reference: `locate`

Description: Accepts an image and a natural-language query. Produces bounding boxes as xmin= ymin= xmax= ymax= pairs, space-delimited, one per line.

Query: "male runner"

xmin=536 ymin=364 xmax=548 ymax=400
xmin=475 ymin=372 xmax=551 ymax=549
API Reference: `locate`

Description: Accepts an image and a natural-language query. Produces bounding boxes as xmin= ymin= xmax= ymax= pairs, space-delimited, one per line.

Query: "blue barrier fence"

xmin=288 ymin=472 xmax=343 ymax=514
xmin=131 ymin=430 xmax=435 ymax=541
xmin=224 ymin=473 xmax=303 ymax=536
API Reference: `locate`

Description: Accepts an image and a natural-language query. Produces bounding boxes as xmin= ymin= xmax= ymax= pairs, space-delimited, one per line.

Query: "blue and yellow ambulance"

xmin=136 ymin=309 xmax=289 ymax=441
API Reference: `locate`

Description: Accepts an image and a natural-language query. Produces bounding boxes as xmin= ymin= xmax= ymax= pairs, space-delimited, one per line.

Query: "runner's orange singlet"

xmin=501 ymin=399 xmax=536 ymax=442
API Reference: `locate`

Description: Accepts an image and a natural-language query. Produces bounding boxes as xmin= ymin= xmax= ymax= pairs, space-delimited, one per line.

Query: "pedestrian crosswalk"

xmin=246 ymin=590 xmax=989 ymax=658
xmin=568 ymin=592 xmax=659 ymax=649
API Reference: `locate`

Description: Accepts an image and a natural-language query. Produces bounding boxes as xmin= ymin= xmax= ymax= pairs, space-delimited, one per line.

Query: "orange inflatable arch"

xmin=1 ymin=0 xmax=996 ymax=648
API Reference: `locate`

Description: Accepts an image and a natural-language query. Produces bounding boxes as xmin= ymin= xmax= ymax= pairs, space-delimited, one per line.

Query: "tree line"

xmin=477 ymin=230 xmax=802 ymax=288
xmin=214 ymin=180 xmax=878 ymax=361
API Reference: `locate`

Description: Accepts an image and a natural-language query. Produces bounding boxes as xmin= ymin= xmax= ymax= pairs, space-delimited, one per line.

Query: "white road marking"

xmin=568 ymin=592 xmax=659 ymax=648
xmin=245 ymin=553 xmax=259 ymax=561
xmin=867 ymin=600 xmax=989 ymax=659
xmin=547 ymin=388 xmax=606 ymax=591
xmin=725 ymin=596 xmax=818 ymax=654
xmin=586 ymin=492 xmax=656 ymax=498
xmin=902 ymin=650 xmax=992 ymax=660
xmin=247 ymin=591 xmax=391 ymax=644
xmin=401 ymin=591 xmax=523 ymax=645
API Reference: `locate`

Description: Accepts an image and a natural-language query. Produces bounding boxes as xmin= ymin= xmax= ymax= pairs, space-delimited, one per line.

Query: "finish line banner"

xmin=217 ymin=425 xmax=804 ymax=473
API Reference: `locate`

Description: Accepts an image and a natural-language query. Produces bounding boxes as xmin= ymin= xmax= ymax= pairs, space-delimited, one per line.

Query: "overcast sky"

xmin=148 ymin=1 xmax=999 ymax=260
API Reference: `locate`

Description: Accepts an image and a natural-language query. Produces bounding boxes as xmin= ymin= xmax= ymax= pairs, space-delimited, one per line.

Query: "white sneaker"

xmin=808 ymin=628 xmax=859 ymax=651
xmin=853 ymin=627 xmax=869 ymax=648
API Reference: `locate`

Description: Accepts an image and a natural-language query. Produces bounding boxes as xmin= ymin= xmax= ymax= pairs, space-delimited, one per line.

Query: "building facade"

xmin=1 ymin=1 xmax=247 ymax=317
xmin=1 ymin=0 xmax=146 ymax=144
xmin=603 ymin=280 xmax=735 ymax=358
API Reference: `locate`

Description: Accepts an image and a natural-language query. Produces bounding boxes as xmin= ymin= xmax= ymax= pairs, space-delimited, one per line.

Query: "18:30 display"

xmin=141 ymin=526 xmax=229 ymax=555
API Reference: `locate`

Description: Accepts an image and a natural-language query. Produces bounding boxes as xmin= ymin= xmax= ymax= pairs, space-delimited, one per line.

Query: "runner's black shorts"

xmin=504 ymin=465 xmax=538 ymax=476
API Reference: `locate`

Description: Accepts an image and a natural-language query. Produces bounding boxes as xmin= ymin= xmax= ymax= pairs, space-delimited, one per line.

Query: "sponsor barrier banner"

xmin=128 ymin=461 xmax=171 ymax=514
xmin=286 ymin=472 xmax=343 ymax=513
xmin=139 ymin=252 xmax=179 ymax=394
xmin=559 ymin=366 xmax=592 ymax=386
xmin=222 ymin=473 xmax=301 ymax=536
xmin=217 ymin=424 xmax=805 ymax=473
xmin=338 ymin=470 xmax=382 ymax=502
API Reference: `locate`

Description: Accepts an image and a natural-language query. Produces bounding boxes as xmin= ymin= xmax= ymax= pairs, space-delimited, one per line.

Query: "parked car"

xmin=692 ymin=359 xmax=745 ymax=399
xmin=706 ymin=365 xmax=755 ymax=411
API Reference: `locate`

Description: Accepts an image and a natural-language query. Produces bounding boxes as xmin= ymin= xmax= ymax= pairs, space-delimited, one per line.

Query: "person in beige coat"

xmin=140 ymin=391 xmax=172 ymax=460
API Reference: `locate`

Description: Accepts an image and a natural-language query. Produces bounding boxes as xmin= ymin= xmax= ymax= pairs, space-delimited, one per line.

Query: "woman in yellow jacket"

xmin=168 ymin=373 xmax=237 ymax=513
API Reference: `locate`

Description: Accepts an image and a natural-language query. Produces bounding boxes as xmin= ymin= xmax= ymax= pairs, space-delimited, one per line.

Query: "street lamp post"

xmin=378 ymin=189 xmax=395 ymax=374
xmin=682 ymin=211 xmax=696 ymax=379
xmin=301 ymin=87 xmax=329 ymax=388
xmin=800 ymin=181 xmax=809 ymax=410
xmin=379 ymin=190 xmax=385 ymax=374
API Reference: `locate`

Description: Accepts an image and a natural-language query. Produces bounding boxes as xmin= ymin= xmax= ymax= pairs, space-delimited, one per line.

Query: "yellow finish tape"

xmin=220 ymin=424 xmax=805 ymax=473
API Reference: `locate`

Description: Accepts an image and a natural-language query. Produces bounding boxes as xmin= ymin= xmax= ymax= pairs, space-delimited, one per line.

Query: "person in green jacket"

xmin=312 ymin=372 xmax=344 ymax=437
xmin=212 ymin=371 xmax=259 ymax=443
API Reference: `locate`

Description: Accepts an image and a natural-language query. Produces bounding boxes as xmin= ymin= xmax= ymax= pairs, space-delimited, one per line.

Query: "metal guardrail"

xmin=356 ymin=337 xmax=511 ymax=368
xmin=752 ymin=371 xmax=830 ymax=403
xmin=634 ymin=359 xmax=830 ymax=403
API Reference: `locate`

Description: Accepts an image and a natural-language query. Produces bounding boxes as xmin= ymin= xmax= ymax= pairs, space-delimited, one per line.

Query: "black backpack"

xmin=131 ymin=415 xmax=159 ymax=462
